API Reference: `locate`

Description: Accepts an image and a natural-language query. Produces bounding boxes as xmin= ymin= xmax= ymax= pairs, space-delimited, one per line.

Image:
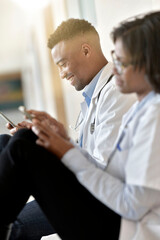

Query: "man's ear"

xmin=81 ymin=43 xmax=91 ymax=57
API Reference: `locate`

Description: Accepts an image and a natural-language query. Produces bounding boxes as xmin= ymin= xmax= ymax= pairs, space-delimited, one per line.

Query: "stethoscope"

xmin=69 ymin=111 xmax=83 ymax=132
xmin=69 ymin=74 xmax=113 ymax=135
xmin=89 ymin=74 xmax=113 ymax=134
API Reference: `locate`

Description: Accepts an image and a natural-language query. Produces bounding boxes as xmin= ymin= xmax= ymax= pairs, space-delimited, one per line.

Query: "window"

xmin=66 ymin=0 xmax=97 ymax=25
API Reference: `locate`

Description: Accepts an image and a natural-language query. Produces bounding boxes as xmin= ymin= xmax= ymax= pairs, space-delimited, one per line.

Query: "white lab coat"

xmin=79 ymin=62 xmax=137 ymax=166
xmin=117 ymin=93 xmax=160 ymax=240
xmin=62 ymin=92 xmax=160 ymax=240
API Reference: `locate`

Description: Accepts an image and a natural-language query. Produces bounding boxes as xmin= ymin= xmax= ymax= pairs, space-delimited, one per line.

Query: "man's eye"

xmin=60 ymin=62 xmax=66 ymax=67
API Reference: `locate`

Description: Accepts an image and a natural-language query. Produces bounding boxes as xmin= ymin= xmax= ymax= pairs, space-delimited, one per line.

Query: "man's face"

xmin=51 ymin=38 xmax=92 ymax=91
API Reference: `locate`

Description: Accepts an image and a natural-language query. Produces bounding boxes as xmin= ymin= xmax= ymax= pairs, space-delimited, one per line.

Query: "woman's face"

xmin=112 ymin=38 xmax=152 ymax=101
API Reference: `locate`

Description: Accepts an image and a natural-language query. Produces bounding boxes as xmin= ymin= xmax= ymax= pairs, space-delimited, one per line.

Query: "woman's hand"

xmin=32 ymin=119 xmax=74 ymax=158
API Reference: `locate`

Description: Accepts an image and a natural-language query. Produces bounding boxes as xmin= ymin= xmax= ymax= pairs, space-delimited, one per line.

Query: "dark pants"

xmin=9 ymin=200 xmax=54 ymax=240
xmin=0 ymin=129 xmax=120 ymax=240
xmin=0 ymin=134 xmax=11 ymax=152
xmin=0 ymin=134 xmax=55 ymax=240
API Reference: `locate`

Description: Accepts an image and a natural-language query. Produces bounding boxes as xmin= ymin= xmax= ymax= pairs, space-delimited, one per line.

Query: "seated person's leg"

xmin=0 ymin=129 xmax=120 ymax=240
xmin=10 ymin=200 xmax=55 ymax=240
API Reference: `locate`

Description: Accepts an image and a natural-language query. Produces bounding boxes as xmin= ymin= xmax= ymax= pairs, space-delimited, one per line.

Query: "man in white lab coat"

xmin=3 ymin=19 xmax=136 ymax=240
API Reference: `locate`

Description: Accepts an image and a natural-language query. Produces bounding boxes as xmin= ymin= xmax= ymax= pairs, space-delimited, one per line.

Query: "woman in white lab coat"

xmin=1 ymin=11 xmax=160 ymax=240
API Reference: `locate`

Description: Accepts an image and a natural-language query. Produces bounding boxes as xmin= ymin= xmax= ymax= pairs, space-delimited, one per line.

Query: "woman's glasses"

xmin=111 ymin=50 xmax=133 ymax=75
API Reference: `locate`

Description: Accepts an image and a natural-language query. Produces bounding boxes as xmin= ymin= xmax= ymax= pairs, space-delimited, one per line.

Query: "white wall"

xmin=22 ymin=10 xmax=57 ymax=115
xmin=95 ymin=0 xmax=160 ymax=60
xmin=0 ymin=0 xmax=27 ymax=73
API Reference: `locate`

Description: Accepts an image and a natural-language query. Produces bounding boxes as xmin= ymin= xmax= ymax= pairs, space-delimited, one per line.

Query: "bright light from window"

xmin=11 ymin=0 xmax=50 ymax=11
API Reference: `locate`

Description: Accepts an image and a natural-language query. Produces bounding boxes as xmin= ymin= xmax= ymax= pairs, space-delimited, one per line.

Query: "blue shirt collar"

xmin=82 ymin=67 xmax=104 ymax=107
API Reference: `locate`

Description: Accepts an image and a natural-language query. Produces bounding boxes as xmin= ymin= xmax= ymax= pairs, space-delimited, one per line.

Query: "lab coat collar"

xmin=92 ymin=62 xmax=114 ymax=100
xmin=82 ymin=66 xmax=105 ymax=107
xmin=80 ymin=62 xmax=114 ymax=124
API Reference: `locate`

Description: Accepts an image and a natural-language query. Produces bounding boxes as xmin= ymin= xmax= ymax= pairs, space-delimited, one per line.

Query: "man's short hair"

xmin=48 ymin=18 xmax=99 ymax=49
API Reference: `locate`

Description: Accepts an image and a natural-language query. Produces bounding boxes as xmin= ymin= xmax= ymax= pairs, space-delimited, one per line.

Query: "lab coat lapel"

xmin=82 ymin=63 xmax=114 ymax=146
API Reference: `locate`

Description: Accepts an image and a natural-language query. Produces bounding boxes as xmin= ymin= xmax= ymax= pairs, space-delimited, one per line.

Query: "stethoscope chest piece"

xmin=90 ymin=122 xmax=95 ymax=134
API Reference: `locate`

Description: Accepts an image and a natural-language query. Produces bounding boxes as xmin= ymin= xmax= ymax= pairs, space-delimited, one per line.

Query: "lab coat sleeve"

xmin=92 ymin=81 xmax=137 ymax=166
xmin=61 ymin=148 xmax=160 ymax=221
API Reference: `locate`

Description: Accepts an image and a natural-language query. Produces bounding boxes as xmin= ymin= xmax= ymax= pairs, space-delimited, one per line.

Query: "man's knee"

xmin=13 ymin=128 xmax=37 ymax=142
